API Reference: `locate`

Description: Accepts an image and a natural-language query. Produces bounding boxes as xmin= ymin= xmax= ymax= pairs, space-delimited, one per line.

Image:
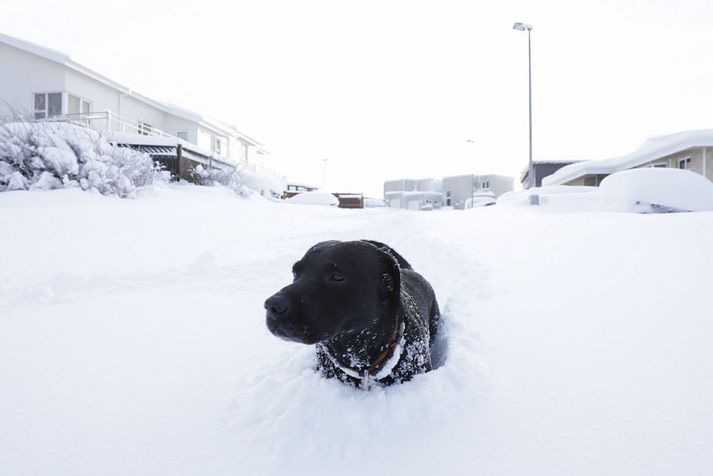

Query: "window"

xmin=481 ymin=181 xmax=490 ymax=189
xmin=68 ymin=95 xmax=81 ymax=115
xmin=651 ymin=163 xmax=667 ymax=168
xmin=214 ymin=137 xmax=225 ymax=155
xmin=137 ymin=122 xmax=152 ymax=135
xmin=176 ymin=131 xmax=188 ymax=141
xmin=67 ymin=95 xmax=91 ymax=116
xmin=678 ymin=157 xmax=691 ymax=169
xmin=34 ymin=92 xmax=62 ymax=119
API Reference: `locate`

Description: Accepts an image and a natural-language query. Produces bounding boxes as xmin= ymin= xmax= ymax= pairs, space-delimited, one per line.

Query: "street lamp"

xmin=513 ymin=22 xmax=534 ymax=191
xmin=466 ymin=139 xmax=476 ymax=209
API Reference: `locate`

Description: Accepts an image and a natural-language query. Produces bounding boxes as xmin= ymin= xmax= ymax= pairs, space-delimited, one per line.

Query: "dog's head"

xmin=264 ymin=240 xmax=401 ymax=344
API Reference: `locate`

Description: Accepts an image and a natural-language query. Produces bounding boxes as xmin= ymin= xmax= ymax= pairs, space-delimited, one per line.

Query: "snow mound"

xmin=364 ymin=197 xmax=386 ymax=207
xmin=287 ymin=190 xmax=339 ymax=206
xmin=597 ymin=168 xmax=713 ymax=212
xmin=498 ymin=185 xmax=599 ymax=212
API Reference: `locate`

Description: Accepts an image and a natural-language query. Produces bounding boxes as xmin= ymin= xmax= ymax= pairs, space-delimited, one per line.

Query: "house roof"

xmin=519 ymin=160 xmax=583 ymax=182
xmin=0 ymin=32 xmax=262 ymax=147
xmin=543 ymin=129 xmax=713 ymax=186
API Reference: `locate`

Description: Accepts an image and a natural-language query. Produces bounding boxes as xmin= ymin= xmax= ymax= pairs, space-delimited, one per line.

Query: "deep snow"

xmin=1 ymin=184 xmax=712 ymax=476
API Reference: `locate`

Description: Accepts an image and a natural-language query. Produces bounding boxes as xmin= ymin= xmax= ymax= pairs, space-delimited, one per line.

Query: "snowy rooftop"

xmin=543 ymin=129 xmax=713 ymax=185
xmin=519 ymin=160 xmax=584 ymax=181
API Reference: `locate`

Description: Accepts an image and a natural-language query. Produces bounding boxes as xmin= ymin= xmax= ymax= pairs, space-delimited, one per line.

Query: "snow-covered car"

xmin=465 ymin=191 xmax=496 ymax=208
xmin=597 ymin=167 xmax=713 ymax=213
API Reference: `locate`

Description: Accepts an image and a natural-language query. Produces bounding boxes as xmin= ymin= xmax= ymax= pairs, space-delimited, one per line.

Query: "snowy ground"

xmin=1 ymin=184 xmax=712 ymax=476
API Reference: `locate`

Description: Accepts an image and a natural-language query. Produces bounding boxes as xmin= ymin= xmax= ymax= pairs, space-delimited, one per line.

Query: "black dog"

xmin=264 ymin=240 xmax=440 ymax=388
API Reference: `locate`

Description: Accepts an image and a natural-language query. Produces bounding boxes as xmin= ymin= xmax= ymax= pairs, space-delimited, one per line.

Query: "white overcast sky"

xmin=3 ymin=0 xmax=713 ymax=196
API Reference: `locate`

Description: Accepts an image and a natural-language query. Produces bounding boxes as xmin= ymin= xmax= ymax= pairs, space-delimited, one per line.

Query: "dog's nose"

xmin=265 ymin=294 xmax=289 ymax=316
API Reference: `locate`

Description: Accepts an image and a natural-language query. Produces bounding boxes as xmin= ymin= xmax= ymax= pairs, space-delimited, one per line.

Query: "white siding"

xmin=197 ymin=127 xmax=212 ymax=151
xmin=63 ymin=68 xmax=120 ymax=116
xmin=0 ymin=43 xmax=66 ymax=118
xmin=117 ymin=95 xmax=166 ymax=131
xmin=163 ymin=115 xmax=200 ymax=143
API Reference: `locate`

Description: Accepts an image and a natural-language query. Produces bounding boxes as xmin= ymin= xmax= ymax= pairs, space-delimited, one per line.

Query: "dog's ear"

xmin=375 ymin=247 xmax=401 ymax=310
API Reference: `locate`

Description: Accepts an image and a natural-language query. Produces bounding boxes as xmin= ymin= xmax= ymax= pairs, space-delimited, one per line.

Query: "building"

xmin=543 ymin=130 xmax=713 ymax=187
xmin=0 ymin=32 xmax=269 ymax=179
xmin=384 ymin=174 xmax=513 ymax=210
xmin=520 ymin=160 xmax=583 ymax=189
xmin=284 ymin=183 xmax=319 ymax=199
xmin=442 ymin=174 xmax=513 ymax=209
xmin=384 ymin=178 xmax=443 ymax=210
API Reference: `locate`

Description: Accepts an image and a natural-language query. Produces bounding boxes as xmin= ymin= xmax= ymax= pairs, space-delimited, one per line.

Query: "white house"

xmin=543 ymin=129 xmax=713 ymax=187
xmin=441 ymin=174 xmax=513 ymax=209
xmin=384 ymin=174 xmax=513 ymax=210
xmin=0 ymin=32 xmax=266 ymax=169
xmin=384 ymin=178 xmax=444 ymax=210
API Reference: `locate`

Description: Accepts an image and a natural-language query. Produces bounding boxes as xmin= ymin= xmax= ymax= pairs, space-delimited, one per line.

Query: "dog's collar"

xmin=324 ymin=320 xmax=406 ymax=384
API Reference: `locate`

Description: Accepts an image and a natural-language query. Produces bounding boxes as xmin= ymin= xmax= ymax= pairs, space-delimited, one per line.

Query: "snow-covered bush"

xmin=0 ymin=121 xmax=168 ymax=197
xmin=193 ymin=162 xmax=285 ymax=200
xmin=193 ymin=164 xmax=251 ymax=197
xmin=239 ymin=165 xmax=285 ymax=200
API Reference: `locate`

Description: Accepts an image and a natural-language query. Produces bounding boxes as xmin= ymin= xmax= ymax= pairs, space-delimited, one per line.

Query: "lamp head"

xmin=513 ymin=22 xmax=533 ymax=31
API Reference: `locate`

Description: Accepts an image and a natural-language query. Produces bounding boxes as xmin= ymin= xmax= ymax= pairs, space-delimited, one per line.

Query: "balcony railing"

xmin=45 ymin=110 xmax=284 ymax=180
xmin=60 ymin=110 xmax=175 ymax=138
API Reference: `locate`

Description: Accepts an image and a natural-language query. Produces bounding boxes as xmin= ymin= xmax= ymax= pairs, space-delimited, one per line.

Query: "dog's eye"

xmin=329 ymin=272 xmax=345 ymax=282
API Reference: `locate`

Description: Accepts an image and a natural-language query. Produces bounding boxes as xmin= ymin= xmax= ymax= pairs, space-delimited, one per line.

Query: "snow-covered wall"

xmin=63 ymin=66 xmax=120 ymax=116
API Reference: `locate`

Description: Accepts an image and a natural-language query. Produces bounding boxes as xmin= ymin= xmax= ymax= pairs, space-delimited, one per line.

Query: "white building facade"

xmin=384 ymin=174 xmax=513 ymax=210
xmin=0 ymin=32 xmax=264 ymax=166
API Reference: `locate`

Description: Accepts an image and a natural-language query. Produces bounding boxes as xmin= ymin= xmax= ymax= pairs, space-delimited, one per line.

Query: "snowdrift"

xmin=287 ymin=190 xmax=339 ymax=206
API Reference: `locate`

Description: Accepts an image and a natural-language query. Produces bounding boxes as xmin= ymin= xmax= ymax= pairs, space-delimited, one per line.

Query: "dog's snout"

xmin=265 ymin=294 xmax=289 ymax=316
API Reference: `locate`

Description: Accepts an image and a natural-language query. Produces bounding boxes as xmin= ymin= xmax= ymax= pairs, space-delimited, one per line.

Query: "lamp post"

xmin=466 ymin=139 xmax=476 ymax=209
xmin=513 ymin=22 xmax=534 ymax=190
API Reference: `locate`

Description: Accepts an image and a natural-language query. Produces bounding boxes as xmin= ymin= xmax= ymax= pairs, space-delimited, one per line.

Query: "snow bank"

xmin=597 ymin=167 xmax=713 ymax=212
xmin=0 ymin=121 xmax=168 ymax=197
xmin=287 ymin=190 xmax=339 ymax=206
xmin=498 ymin=185 xmax=599 ymax=212
xmin=364 ymin=197 xmax=386 ymax=207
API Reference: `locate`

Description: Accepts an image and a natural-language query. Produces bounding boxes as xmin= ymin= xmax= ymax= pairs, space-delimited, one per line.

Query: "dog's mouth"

xmin=266 ymin=313 xmax=322 ymax=345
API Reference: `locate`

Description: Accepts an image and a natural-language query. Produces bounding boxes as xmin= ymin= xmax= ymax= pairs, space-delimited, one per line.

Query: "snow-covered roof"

xmin=0 ymin=32 xmax=261 ymax=147
xmin=519 ymin=160 xmax=583 ymax=182
xmin=543 ymin=129 xmax=713 ymax=186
